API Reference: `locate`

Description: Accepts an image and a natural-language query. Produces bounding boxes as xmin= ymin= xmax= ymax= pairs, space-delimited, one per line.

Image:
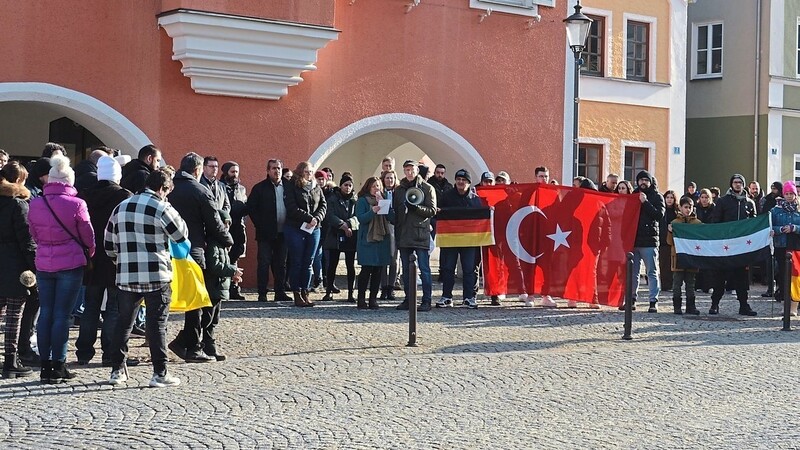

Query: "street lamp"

xmin=564 ymin=1 xmax=593 ymax=180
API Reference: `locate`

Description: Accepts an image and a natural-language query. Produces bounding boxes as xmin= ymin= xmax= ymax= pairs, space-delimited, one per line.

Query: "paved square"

xmin=2 ymin=283 xmax=799 ymax=449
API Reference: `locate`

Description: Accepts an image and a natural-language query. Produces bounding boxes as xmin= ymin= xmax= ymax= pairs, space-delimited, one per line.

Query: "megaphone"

xmin=405 ymin=187 xmax=424 ymax=206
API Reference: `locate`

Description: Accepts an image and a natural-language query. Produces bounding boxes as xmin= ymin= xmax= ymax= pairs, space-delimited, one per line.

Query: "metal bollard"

xmin=783 ymin=252 xmax=792 ymax=331
xmin=622 ymin=252 xmax=634 ymax=340
xmin=407 ymin=252 xmax=418 ymax=347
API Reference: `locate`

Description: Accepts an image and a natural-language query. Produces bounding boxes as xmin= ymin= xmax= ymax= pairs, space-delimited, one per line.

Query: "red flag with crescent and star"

xmin=477 ymin=183 xmax=641 ymax=307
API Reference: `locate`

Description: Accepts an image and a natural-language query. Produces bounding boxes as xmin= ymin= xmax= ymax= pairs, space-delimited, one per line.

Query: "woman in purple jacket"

xmin=28 ymin=155 xmax=95 ymax=383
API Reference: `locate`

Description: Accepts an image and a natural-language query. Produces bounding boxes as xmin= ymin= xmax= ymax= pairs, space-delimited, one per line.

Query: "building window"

xmin=797 ymin=19 xmax=800 ymax=76
xmin=469 ymin=0 xmax=552 ymax=14
xmin=578 ymin=144 xmax=603 ymax=185
xmin=624 ymin=147 xmax=648 ymax=182
xmin=582 ymin=15 xmax=604 ymax=77
xmin=479 ymin=0 xmax=535 ymax=7
xmin=693 ymin=22 xmax=723 ymax=78
xmin=794 ymin=155 xmax=800 ymax=185
xmin=626 ymin=21 xmax=649 ymax=81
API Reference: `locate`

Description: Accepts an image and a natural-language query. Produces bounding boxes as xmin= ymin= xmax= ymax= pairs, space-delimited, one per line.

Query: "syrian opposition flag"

xmin=476 ymin=184 xmax=641 ymax=307
xmin=435 ymin=207 xmax=494 ymax=248
xmin=672 ymin=215 xmax=772 ymax=270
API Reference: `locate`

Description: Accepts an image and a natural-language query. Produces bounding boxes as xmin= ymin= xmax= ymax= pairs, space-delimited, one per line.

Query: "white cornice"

xmin=582 ymin=76 xmax=672 ymax=108
xmin=158 ymin=10 xmax=340 ymax=100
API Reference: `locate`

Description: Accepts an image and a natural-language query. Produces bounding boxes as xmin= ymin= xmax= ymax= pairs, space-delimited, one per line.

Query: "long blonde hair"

xmin=291 ymin=161 xmax=313 ymax=188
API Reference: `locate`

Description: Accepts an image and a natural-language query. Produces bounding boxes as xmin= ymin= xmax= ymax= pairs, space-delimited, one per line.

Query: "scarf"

xmin=780 ymin=198 xmax=799 ymax=214
xmin=366 ymin=194 xmax=389 ymax=243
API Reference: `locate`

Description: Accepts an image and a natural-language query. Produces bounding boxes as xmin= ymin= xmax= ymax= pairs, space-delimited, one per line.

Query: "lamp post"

xmin=564 ymin=1 xmax=593 ymax=180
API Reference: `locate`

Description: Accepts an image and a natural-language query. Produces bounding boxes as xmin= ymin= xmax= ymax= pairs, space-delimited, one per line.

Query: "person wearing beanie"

xmin=24 ymin=157 xmax=51 ymax=199
xmin=436 ymin=169 xmax=482 ymax=309
xmin=75 ymin=155 xmax=132 ymax=368
xmin=75 ymin=148 xmax=113 ymax=194
xmin=685 ymin=181 xmax=700 ymax=201
xmin=709 ymin=172 xmax=758 ymax=316
xmin=759 ymin=180 xmax=784 ymax=298
xmin=770 ymin=181 xmax=800 ymax=313
xmin=28 ymin=153 xmax=95 ymax=383
xmin=321 ymin=174 xmax=358 ymax=304
xmin=630 ymin=170 xmax=665 ymax=313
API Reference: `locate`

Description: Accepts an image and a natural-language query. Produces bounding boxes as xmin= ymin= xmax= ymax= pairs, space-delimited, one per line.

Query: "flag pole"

xmin=783 ymin=252 xmax=791 ymax=332
xmin=622 ymin=252 xmax=634 ymax=340
xmin=407 ymin=252 xmax=418 ymax=347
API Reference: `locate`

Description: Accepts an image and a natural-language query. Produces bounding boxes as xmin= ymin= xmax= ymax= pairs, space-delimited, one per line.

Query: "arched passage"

xmin=310 ymin=113 xmax=488 ymax=184
xmin=0 ymin=82 xmax=152 ymax=158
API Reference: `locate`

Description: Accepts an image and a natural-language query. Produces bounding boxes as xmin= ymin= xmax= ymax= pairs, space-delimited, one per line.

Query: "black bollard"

xmin=407 ymin=252 xmax=418 ymax=347
xmin=622 ymin=252 xmax=634 ymax=340
xmin=783 ymin=252 xmax=792 ymax=331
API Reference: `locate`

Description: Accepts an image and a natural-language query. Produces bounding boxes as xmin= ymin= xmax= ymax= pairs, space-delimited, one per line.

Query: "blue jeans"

xmin=285 ymin=225 xmax=321 ymax=291
xmin=75 ymin=285 xmax=120 ymax=363
xmin=440 ymin=247 xmax=478 ymax=300
xmin=72 ymin=285 xmax=85 ymax=317
xmin=36 ymin=267 xmax=84 ymax=362
xmin=632 ymin=246 xmax=660 ymax=303
xmin=399 ymin=248 xmax=432 ymax=303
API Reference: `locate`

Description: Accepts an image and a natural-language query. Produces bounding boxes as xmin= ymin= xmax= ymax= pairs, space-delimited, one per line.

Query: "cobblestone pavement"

xmin=2 ymin=281 xmax=800 ymax=449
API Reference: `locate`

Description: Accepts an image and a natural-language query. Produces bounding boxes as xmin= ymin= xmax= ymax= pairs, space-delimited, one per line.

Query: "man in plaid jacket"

xmin=104 ymin=168 xmax=189 ymax=388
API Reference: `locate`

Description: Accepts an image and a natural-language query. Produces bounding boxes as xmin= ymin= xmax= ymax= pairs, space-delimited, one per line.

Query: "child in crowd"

xmin=202 ymin=210 xmax=243 ymax=361
xmin=667 ymin=196 xmax=702 ymax=315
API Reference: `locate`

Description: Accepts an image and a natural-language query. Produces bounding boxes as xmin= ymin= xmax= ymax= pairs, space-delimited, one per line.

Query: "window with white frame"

xmin=693 ymin=22 xmax=723 ymax=78
xmin=626 ymin=21 xmax=650 ymax=81
xmin=469 ymin=0 xmax=553 ymax=15
xmin=796 ymin=18 xmax=800 ymax=77
xmin=794 ymin=154 xmax=800 ymax=185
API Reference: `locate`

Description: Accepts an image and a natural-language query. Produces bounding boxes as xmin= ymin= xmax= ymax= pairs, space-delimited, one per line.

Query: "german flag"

xmin=790 ymin=251 xmax=800 ymax=302
xmin=435 ymin=207 xmax=494 ymax=248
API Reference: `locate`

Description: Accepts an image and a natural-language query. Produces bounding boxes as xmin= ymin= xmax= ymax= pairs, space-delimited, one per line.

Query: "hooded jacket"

xmin=710 ymin=174 xmax=757 ymax=223
xmin=28 ymin=182 xmax=96 ymax=272
xmin=0 ymin=180 xmax=37 ymax=297
xmin=632 ymin=170 xmax=665 ymax=247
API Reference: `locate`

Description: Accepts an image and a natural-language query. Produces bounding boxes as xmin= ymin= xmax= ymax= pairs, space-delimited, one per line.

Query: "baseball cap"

xmin=481 ymin=171 xmax=495 ymax=181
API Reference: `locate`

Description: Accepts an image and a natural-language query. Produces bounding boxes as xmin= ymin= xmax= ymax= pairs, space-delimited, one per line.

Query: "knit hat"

xmin=48 ymin=154 xmax=75 ymax=186
xmin=340 ymin=174 xmax=354 ymax=186
xmin=730 ymin=173 xmax=746 ymax=188
xmin=97 ymin=155 xmax=122 ymax=183
xmin=454 ymin=169 xmax=471 ymax=183
xmin=771 ymin=181 xmax=783 ymax=192
xmin=783 ymin=181 xmax=797 ymax=195
xmin=314 ymin=170 xmax=328 ymax=180
xmin=30 ymin=157 xmax=51 ymax=179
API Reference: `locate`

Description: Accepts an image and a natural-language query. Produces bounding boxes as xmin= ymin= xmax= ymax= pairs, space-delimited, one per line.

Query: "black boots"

xmin=229 ymin=284 xmax=245 ymax=300
xmin=2 ymin=353 xmax=33 ymax=378
xmin=368 ymin=292 xmax=379 ymax=310
xmin=203 ymin=340 xmax=226 ymax=362
xmin=685 ymin=297 xmax=700 ymax=315
xmin=739 ymin=302 xmax=758 ymax=316
xmin=672 ymin=298 xmax=683 ymax=315
xmin=48 ymin=361 xmax=76 ymax=384
xmin=357 ymin=292 xmax=368 ymax=310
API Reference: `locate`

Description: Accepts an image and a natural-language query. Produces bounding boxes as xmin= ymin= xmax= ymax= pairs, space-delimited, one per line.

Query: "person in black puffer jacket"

xmin=321 ymin=176 xmax=358 ymax=303
xmin=0 ymin=162 xmax=37 ymax=378
xmin=631 ymin=170 xmax=665 ymax=312
xmin=708 ymin=173 xmax=758 ymax=316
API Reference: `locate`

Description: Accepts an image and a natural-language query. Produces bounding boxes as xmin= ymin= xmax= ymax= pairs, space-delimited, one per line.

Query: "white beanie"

xmin=48 ymin=154 xmax=75 ymax=186
xmin=97 ymin=155 xmax=122 ymax=183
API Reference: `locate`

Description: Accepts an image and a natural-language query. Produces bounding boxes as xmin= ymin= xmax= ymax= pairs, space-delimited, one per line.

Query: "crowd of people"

xmin=0 ymin=144 xmax=795 ymax=387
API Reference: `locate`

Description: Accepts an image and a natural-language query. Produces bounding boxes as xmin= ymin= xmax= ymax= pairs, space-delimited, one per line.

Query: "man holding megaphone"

xmin=392 ymin=160 xmax=437 ymax=312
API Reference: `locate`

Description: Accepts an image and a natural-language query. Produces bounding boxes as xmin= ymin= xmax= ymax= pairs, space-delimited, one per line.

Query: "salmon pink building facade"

xmin=0 ymin=0 xmax=571 ymax=285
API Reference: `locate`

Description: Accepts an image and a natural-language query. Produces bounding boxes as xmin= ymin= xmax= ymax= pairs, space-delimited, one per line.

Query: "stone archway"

xmin=0 ymin=82 xmax=152 ymax=157
xmin=310 ymin=113 xmax=489 ymax=183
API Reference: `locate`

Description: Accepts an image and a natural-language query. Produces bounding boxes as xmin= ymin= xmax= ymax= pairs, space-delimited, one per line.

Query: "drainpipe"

xmin=753 ymin=0 xmax=762 ymax=181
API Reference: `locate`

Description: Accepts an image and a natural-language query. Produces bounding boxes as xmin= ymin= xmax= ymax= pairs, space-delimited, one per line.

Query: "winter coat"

xmin=200 ymin=175 xmax=231 ymax=213
xmin=74 ymin=159 xmax=98 ymax=194
xmin=168 ymin=171 xmax=233 ymax=269
xmin=247 ymin=178 xmax=285 ymax=240
xmin=438 ymin=186 xmax=482 ymax=209
xmin=322 ymin=190 xmax=358 ymax=251
xmin=428 ymin=177 xmax=453 ymax=201
xmin=666 ymin=212 xmax=702 ymax=272
xmin=695 ymin=203 xmax=715 ymax=223
xmin=770 ymin=199 xmax=800 ymax=250
xmin=632 ymin=171 xmax=665 ymax=248
xmin=120 ymin=159 xmax=152 ymax=194
xmin=78 ymin=180 xmax=132 ymax=287
xmin=283 ymin=181 xmax=327 ymax=230
xmin=355 ymin=195 xmax=392 ymax=266
xmin=223 ymin=180 xmax=248 ymax=257
xmin=710 ymin=189 xmax=756 ymax=223
xmin=28 ymin=182 xmax=95 ymax=272
xmin=0 ymin=180 xmax=36 ymax=297
xmin=204 ymin=236 xmax=238 ymax=300
xmin=762 ymin=192 xmax=782 ymax=215
xmin=391 ymin=175 xmax=437 ymax=249
xmin=659 ymin=205 xmax=678 ymax=246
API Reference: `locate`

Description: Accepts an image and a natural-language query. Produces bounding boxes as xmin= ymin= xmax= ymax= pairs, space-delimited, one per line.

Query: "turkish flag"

xmin=477 ymin=184 xmax=640 ymax=307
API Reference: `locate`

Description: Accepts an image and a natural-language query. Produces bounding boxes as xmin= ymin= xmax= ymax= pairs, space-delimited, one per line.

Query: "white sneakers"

xmin=436 ymin=297 xmax=453 ymax=308
xmin=108 ymin=367 xmax=128 ymax=385
xmin=540 ymin=295 xmax=557 ymax=308
xmin=149 ymin=372 xmax=181 ymax=388
xmin=464 ymin=298 xmax=478 ymax=309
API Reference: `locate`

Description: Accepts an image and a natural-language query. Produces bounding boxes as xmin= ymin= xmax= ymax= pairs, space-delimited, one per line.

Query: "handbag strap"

xmin=41 ymin=195 xmax=88 ymax=251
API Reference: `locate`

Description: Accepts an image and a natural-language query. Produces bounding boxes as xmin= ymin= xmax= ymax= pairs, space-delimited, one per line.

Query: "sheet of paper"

xmin=377 ymin=199 xmax=391 ymax=215
xmin=301 ymin=222 xmax=315 ymax=234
